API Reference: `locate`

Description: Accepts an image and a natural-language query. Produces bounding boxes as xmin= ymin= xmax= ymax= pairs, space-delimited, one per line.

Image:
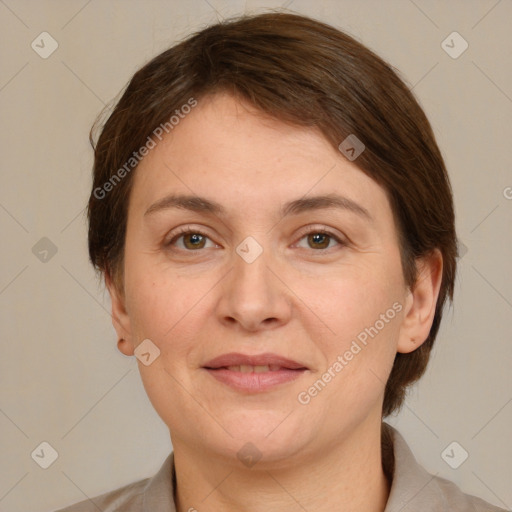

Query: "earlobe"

xmin=397 ymin=249 xmax=443 ymax=354
xmin=117 ymin=337 xmax=134 ymax=357
xmin=105 ymin=271 xmax=134 ymax=356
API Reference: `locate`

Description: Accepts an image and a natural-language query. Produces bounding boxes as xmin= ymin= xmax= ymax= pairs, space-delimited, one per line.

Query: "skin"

xmin=107 ymin=91 xmax=443 ymax=512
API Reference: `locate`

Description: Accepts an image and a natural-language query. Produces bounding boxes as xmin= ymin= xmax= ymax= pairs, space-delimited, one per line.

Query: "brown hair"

xmin=88 ymin=11 xmax=458 ymax=417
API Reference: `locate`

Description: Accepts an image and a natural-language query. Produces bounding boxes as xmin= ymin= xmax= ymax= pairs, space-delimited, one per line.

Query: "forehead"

xmin=128 ymin=92 xmax=394 ymax=231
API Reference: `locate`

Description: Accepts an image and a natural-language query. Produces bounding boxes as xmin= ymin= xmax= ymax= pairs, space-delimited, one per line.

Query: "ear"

xmin=105 ymin=271 xmax=135 ymax=357
xmin=397 ymin=249 xmax=443 ymax=354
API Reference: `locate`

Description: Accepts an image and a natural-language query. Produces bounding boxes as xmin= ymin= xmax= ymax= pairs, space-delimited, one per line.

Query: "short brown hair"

xmin=88 ymin=11 xmax=458 ymax=416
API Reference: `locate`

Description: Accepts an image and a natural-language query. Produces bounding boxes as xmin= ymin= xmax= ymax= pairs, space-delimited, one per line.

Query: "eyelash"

xmin=166 ymin=226 xmax=346 ymax=253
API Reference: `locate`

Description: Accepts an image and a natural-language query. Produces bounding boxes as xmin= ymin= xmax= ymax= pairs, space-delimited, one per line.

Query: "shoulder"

xmin=54 ymin=477 xmax=149 ymax=512
xmin=433 ymin=476 xmax=506 ymax=512
xmin=54 ymin=452 xmax=176 ymax=512
xmin=383 ymin=423 xmax=508 ymax=512
xmin=428 ymin=473 xmax=508 ymax=512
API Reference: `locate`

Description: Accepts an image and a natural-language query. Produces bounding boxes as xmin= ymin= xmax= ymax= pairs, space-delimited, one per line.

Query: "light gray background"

xmin=0 ymin=1 xmax=511 ymax=511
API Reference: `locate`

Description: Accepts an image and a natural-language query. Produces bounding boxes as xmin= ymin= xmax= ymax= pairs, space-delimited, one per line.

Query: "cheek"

xmin=123 ymin=239 xmax=184 ymax=334
xmin=297 ymin=261 xmax=403 ymax=391
xmin=124 ymin=259 xmax=216 ymax=368
xmin=124 ymin=276 xmax=168 ymax=340
xmin=126 ymin=279 xmax=192 ymax=343
xmin=297 ymin=261 xmax=400 ymax=339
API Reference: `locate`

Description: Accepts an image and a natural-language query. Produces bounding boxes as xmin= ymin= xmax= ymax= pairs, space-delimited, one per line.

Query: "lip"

xmin=203 ymin=352 xmax=308 ymax=370
xmin=202 ymin=352 xmax=309 ymax=393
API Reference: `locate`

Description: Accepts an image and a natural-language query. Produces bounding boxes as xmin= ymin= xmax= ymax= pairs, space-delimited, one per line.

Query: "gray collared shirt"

xmin=55 ymin=423 xmax=508 ymax=511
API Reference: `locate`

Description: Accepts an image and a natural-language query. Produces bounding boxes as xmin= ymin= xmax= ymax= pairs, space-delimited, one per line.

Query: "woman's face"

xmin=109 ymin=91 xmax=434 ymax=465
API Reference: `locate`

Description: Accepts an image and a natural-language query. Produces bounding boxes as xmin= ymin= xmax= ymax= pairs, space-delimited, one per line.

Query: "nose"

xmin=216 ymin=243 xmax=293 ymax=333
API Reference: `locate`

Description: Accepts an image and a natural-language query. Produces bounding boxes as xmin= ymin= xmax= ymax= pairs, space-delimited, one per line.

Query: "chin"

xmin=216 ymin=413 xmax=313 ymax=462
xmin=214 ymin=435 xmax=310 ymax=470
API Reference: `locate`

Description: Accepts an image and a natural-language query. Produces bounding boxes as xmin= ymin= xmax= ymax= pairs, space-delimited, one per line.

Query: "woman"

xmin=57 ymin=11 xmax=506 ymax=512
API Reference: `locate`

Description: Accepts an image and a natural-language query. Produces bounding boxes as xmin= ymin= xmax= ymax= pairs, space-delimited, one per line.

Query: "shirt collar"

xmin=141 ymin=422 xmax=449 ymax=512
xmin=382 ymin=422 xmax=449 ymax=511
xmin=142 ymin=451 xmax=176 ymax=512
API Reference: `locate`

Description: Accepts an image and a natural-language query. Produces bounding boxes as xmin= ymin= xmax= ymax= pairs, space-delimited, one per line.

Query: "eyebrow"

xmin=144 ymin=193 xmax=372 ymax=222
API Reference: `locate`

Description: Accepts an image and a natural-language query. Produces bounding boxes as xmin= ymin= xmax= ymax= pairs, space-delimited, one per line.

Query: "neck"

xmin=172 ymin=419 xmax=390 ymax=512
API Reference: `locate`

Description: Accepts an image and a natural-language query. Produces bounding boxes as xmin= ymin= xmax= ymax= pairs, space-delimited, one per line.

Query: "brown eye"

xmin=182 ymin=232 xmax=207 ymax=250
xmin=296 ymin=229 xmax=346 ymax=251
xmin=307 ymin=232 xmax=331 ymax=249
xmin=167 ymin=229 xmax=214 ymax=251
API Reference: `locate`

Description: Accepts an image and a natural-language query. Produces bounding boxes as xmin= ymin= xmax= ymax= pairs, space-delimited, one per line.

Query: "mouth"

xmin=202 ymin=353 xmax=309 ymax=393
xmin=216 ymin=364 xmax=293 ymax=372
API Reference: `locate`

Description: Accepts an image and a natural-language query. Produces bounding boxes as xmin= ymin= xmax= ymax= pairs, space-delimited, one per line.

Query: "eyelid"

xmin=294 ymin=224 xmax=345 ymax=239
